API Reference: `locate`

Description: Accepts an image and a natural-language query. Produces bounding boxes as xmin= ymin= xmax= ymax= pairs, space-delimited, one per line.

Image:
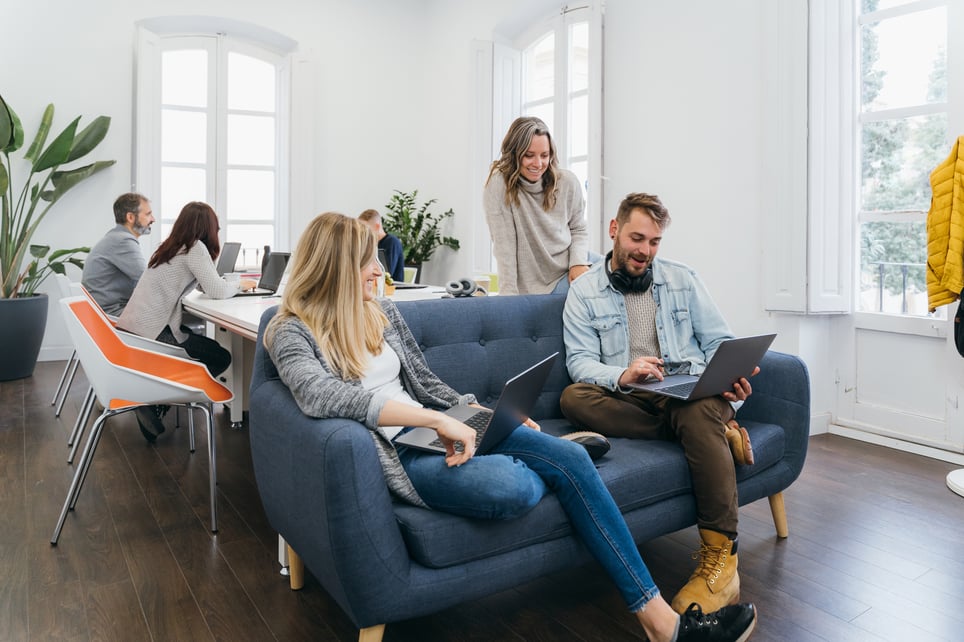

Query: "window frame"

xmin=854 ymin=0 xmax=949 ymax=322
xmin=135 ymin=19 xmax=294 ymax=256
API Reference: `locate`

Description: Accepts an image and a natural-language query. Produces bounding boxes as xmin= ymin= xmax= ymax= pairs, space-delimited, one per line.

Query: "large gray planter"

xmin=0 ymin=293 xmax=49 ymax=381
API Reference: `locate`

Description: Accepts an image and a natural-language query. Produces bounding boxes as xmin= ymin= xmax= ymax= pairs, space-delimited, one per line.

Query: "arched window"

xmin=135 ymin=18 xmax=297 ymax=267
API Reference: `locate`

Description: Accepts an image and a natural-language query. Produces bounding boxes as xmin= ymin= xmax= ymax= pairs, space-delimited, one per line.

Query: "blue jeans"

xmin=397 ymin=427 xmax=660 ymax=611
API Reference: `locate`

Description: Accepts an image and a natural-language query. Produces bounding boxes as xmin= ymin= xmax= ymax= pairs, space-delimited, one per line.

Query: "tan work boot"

xmin=724 ymin=419 xmax=754 ymax=466
xmin=670 ymin=528 xmax=740 ymax=614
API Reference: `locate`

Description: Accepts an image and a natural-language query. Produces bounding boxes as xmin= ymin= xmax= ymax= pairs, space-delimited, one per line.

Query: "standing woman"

xmin=262 ymin=212 xmax=756 ymax=642
xmin=484 ymin=116 xmax=592 ymax=295
xmin=118 ymin=201 xmax=255 ymax=440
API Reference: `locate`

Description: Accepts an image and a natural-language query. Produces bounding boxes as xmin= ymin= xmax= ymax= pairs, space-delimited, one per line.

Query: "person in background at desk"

xmin=261 ymin=212 xmax=757 ymax=642
xmin=484 ymin=116 xmax=593 ymax=295
xmin=118 ymin=201 xmax=257 ymax=443
xmin=82 ymin=192 xmax=154 ymax=316
xmin=359 ymin=208 xmax=405 ymax=283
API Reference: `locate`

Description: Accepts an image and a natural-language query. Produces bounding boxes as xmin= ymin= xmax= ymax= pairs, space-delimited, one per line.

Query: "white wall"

xmin=6 ymin=0 xmax=833 ymax=428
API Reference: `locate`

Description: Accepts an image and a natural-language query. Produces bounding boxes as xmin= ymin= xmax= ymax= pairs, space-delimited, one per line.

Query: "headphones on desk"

xmin=604 ymin=251 xmax=653 ymax=294
xmin=444 ymin=278 xmax=487 ymax=298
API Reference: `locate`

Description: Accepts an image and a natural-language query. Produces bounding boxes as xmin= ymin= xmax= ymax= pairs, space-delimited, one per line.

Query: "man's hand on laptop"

xmin=239 ymin=278 xmax=258 ymax=292
xmin=433 ymin=415 xmax=477 ymax=467
xmin=721 ymin=366 xmax=760 ymax=403
xmin=619 ymin=356 xmax=665 ymax=387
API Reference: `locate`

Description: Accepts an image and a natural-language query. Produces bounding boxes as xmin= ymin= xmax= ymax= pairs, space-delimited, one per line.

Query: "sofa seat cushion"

xmin=394 ymin=418 xmax=786 ymax=569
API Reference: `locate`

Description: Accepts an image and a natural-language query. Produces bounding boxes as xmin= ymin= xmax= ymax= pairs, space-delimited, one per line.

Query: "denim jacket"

xmin=563 ymin=257 xmax=733 ymax=391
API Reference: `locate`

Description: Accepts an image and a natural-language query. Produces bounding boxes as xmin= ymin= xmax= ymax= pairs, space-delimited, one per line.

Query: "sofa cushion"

xmin=394 ymin=418 xmax=786 ymax=569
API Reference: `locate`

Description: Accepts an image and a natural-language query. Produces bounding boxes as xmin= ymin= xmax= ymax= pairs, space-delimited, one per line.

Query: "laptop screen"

xmin=217 ymin=242 xmax=241 ymax=276
xmin=258 ymin=252 xmax=290 ymax=291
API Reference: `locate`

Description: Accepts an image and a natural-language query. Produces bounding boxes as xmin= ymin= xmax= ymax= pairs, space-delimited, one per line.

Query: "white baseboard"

xmin=39 ymin=347 xmax=73 ymax=362
xmin=829 ymin=424 xmax=964 ymax=466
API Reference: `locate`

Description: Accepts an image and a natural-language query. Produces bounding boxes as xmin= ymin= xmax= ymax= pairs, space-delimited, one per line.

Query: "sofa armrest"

xmin=249 ymin=339 xmax=414 ymax=624
xmin=738 ymin=350 xmax=810 ymax=484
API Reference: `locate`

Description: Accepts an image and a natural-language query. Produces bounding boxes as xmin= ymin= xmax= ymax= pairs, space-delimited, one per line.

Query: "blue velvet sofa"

xmin=248 ymin=294 xmax=810 ymax=641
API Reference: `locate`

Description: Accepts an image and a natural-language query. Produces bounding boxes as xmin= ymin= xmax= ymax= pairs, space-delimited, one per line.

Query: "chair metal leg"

xmin=69 ymin=408 xmax=130 ymax=512
xmin=188 ymin=407 xmax=196 ymax=453
xmin=51 ymin=410 xmax=113 ymax=544
xmin=51 ymin=350 xmax=76 ymax=406
xmin=67 ymin=386 xmax=94 ymax=448
xmin=54 ymin=356 xmax=80 ymax=417
xmin=197 ymin=403 xmax=218 ymax=533
xmin=67 ymin=386 xmax=94 ymax=449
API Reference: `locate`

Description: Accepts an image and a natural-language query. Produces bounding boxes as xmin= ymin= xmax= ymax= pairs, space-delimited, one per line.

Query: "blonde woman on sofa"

xmin=262 ymin=212 xmax=756 ymax=642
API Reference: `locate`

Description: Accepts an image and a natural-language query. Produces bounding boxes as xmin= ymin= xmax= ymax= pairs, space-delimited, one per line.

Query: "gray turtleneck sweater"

xmin=483 ymin=168 xmax=588 ymax=295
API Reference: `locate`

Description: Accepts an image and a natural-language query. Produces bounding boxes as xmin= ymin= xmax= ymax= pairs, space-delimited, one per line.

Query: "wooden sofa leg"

xmin=286 ymin=544 xmax=305 ymax=590
xmin=768 ymin=492 xmax=789 ymax=538
xmin=359 ymin=624 xmax=385 ymax=642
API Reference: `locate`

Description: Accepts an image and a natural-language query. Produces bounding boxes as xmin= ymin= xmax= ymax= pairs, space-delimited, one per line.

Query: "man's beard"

xmin=133 ymin=222 xmax=152 ymax=235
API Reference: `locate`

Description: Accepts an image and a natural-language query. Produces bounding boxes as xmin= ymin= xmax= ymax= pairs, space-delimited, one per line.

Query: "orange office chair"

xmin=51 ymin=296 xmax=232 ymax=545
xmin=64 ymin=287 xmax=194 ymax=464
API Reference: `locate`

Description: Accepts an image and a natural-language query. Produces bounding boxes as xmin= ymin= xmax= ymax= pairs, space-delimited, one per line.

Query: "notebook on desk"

xmin=235 ymin=251 xmax=290 ymax=297
xmin=393 ymin=352 xmax=558 ymax=455
xmin=626 ymin=334 xmax=776 ymax=401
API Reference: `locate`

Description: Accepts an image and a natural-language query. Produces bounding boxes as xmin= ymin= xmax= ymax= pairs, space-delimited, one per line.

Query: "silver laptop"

xmin=627 ymin=334 xmax=776 ymax=401
xmin=235 ymin=251 xmax=290 ymax=297
xmin=394 ymin=352 xmax=558 ymax=455
xmin=216 ymin=242 xmax=241 ymax=276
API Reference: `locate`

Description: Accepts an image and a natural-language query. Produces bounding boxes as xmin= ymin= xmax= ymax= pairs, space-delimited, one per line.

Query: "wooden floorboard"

xmin=4 ymin=360 xmax=964 ymax=641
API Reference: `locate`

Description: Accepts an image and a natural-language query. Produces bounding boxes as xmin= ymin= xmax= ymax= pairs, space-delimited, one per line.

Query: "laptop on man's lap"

xmin=627 ymin=334 xmax=776 ymax=401
xmin=394 ymin=352 xmax=558 ymax=454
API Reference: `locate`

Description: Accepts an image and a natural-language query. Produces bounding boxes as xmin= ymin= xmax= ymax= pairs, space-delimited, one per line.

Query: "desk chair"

xmin=51 ymin=296 xmax=232 ymax=545
xmin=65 ymin=288 xmax=194 ymax=464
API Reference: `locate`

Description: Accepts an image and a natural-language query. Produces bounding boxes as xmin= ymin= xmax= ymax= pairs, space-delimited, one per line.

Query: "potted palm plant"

xmin=0 ymin=92 xmax=115 ymax=380
xmin=381 ymin=189 xmax=460 ymax=282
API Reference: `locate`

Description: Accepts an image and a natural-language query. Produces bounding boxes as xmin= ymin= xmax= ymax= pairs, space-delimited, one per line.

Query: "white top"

xmin=361 ymin=342 xmax=422 ymax=441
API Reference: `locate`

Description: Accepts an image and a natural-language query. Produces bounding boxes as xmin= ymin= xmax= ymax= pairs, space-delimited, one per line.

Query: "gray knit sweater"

xmin=483 ymin=168 xmax=588 ymax=295
xmin=118 ymin=242 xmax=239 ymax=342
xmin=266 ymin=298 xmax=477 ymax=507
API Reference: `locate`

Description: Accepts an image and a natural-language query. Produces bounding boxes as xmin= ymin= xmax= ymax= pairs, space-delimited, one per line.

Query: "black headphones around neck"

xmin=604 ymin=251 xmax=653 ymax=294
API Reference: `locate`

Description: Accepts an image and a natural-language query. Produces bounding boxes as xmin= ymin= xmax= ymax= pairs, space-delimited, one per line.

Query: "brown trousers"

xmin=560 ymin=383 xmax=738 ymax=535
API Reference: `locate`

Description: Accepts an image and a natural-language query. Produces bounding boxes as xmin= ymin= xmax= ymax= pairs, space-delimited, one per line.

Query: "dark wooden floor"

xmin=3 ymin=361 xmax=964 ymax=641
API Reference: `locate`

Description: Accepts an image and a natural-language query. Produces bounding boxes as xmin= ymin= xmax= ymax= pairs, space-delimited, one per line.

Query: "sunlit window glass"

xmin=228 ymin=53 xmax=276 ymax=112
xmin=525 ymin=33 xmax=554 ymax=103
xmin=162 ymin=49 xmax=207 ymax=107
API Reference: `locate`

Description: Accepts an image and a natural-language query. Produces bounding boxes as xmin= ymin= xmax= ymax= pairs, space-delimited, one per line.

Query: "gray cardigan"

xmin=266 ymin=298 xmax=477 ymax=507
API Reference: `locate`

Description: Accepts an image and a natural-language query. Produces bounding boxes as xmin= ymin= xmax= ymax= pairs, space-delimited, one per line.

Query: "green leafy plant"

xmin=382 ymin=189 xmax=460 ymax=265
xmin=0 ymin=92 xmax=114 ymax=298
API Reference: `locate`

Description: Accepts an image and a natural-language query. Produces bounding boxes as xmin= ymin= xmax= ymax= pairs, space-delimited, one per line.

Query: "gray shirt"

xmin=81 ymin=225 xmax=146 ymax=315
xmin=483 ymin=168 xmax=588 ymax=295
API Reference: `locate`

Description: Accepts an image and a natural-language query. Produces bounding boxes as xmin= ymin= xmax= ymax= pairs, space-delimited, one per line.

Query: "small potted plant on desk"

xmin=383 ymin=273 xmax=395 ymax=296
xmin=381 ymin=189 xmax=460 ymax=283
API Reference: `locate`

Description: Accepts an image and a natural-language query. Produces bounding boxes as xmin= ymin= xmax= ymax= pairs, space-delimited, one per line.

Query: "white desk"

xmin=182 ymin=285 xmax=449 ymax=426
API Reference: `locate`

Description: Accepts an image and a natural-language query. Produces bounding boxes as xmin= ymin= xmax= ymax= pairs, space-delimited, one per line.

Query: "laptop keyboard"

xmin=427 ymin=409 xmax=492 ymax=449
xmin=658 ymin=381 xmax=698 ymax=397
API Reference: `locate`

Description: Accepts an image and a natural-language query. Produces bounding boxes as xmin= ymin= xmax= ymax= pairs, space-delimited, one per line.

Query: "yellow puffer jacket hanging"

xmin=926 ymin=135 xmax=964 ymax=312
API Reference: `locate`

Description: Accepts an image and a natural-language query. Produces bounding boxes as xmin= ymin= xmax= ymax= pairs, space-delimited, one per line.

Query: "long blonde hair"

xmin=485 ymin=116 xmax=560 ymax=211
xmin=265 ymin=212 xmax=388 ymax=380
